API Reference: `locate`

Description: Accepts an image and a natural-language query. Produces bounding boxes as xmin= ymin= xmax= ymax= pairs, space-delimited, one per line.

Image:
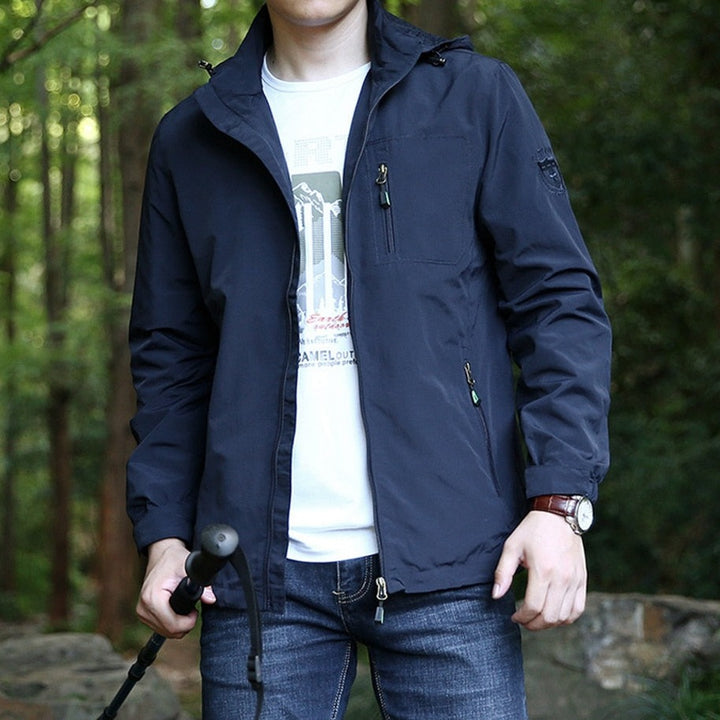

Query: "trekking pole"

xmin=97 ymin=524 xmax=239 ymax=720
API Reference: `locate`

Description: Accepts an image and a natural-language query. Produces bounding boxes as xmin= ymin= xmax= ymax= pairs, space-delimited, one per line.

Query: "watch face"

xmin=576 ymin=497 xmax=594 ymax=531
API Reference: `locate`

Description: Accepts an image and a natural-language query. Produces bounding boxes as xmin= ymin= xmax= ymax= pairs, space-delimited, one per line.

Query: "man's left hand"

xmin=492 ymin=510 xmax=587 ymax=631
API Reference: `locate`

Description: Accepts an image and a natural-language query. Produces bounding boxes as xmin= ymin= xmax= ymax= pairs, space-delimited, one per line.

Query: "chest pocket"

xmin=362 ymin=135 xmax=476 ymax=265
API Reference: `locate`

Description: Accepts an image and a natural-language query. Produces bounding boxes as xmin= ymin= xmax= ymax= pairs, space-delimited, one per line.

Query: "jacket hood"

xmin=201 ymin=0 xmax=473 ymax=109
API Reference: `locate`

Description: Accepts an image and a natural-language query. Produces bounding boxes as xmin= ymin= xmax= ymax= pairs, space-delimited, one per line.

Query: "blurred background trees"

xmin=0 ymin=0 xmax=718 ymax=640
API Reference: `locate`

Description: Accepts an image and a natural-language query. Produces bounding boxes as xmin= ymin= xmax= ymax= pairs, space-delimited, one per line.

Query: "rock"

xmin=522 ymin=592 xmax=720 ymax=719
xmin=522 ymin=609 xmax=631 ymax=719
xmin=580 ymin=593 xmax=720 ymax=691
xmin=0 ymin=632 xmax=191 ymax=720
xmin=0 ymin=696 xmax=54 ymax=720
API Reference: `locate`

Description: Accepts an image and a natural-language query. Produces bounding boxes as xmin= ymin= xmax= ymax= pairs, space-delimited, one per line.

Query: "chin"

xmin=268 ymin=0 xmax=367 ymax=30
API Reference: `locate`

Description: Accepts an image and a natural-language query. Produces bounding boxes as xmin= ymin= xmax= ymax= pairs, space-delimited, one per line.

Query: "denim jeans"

xmin=201 ymin=555 xmax=527 ymax=719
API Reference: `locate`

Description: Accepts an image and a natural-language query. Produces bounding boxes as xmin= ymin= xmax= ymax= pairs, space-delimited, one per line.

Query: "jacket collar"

xmin=202 ymin=0 xmax=471 ymax=111
xmin=191 ymin=1 xmax=473 ymax=213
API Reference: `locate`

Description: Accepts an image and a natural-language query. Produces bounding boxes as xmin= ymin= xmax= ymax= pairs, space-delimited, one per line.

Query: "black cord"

xmin=230 ymin=547 xmax=264 ymax=720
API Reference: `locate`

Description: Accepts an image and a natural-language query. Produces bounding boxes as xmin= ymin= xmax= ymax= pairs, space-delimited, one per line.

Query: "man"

xmin=128 ymin=1 xmax=611 ymax=718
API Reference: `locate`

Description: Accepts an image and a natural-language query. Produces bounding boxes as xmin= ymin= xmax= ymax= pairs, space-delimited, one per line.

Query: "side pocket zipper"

xmin=463 ymin=361 xmax=481 ymax=407
xmin=375 ymin=163 xmax=396 ymax=254
xmin=463 ymin=361 xmax=500 ymax=494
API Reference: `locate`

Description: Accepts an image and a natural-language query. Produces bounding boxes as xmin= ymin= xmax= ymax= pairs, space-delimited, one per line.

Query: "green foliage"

xmin=0 ymin=0 xmax=261 ymax=625
xmin=598 ymin=666 xmax=720 ymax=720
xmin=592 ymin=257 xmax=720 ymax=596
xmin=469 ymin=0 xmax=720 ymax=599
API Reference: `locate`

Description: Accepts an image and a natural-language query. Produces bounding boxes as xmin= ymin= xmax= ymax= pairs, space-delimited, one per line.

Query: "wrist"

xmin=147 ymin=537 xmax=187 ymax=562
xmin=529 ymin=494 xmax=594 ymax=535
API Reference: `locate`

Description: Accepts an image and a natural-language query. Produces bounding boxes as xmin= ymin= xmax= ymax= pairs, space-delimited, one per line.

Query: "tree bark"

xmin=0 ymin=153 xmax=19 ymax=602
xmin=400 ymin=0 xmax=465 ymax=37
xmin=96 ymin=314 xmax=138 ymax=640
xmin=40 ymin=78 xmax=75 ymax=628
xmin=96 ymin=0 xmax=164 ymax=641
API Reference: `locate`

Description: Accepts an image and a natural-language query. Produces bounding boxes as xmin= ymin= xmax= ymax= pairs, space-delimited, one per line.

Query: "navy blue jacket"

xmin=127 ymin=1 xmax=611 ymax=610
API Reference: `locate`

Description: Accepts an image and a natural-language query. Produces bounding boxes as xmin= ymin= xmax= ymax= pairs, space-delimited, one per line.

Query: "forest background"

xmin=0 ymin=0 xmax=718 ymax=643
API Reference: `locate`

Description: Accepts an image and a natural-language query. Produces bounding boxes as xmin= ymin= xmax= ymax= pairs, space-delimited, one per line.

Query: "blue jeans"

xmin=201 ymin=555 xmax=527 ymax=719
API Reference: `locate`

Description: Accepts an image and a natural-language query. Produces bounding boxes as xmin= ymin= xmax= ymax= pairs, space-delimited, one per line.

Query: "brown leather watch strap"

xmin=530 ymin=494 xmax=578 ymax=517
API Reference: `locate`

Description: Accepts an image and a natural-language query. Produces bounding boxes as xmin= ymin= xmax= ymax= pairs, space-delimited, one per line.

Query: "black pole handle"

xmin=98 ymin=524 xmax=239 ymax=720
xmin=169 ymin=524 xmax=239 ymax=615
xmin=188 ymin=523 xmax=239 ymax=585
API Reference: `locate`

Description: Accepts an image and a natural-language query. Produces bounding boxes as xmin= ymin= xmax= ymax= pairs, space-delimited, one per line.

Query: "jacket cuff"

xmin=524 ymin=465 xmax=603 ymax=503
xmin=131 ymin=509 xmax=195 ymax=556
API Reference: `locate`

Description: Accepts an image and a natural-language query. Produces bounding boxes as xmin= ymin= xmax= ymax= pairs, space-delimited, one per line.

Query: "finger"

xmin=155 ymin=611 xmax=197 ymax=639
xmin=201 ymin=585 xmax=217 ymax=605
xmin=511 ymin=575 xmax=549 ymax=628
xmin=564 ymin=580 xmax=587 ymax=626
xmin=521 ymin=567 xmax=582 ymax=630
xmin=557 ymin=584 xmax=577 ymax=625
xmin=142 ymin=604 xmax=197 ymax=638
xmin=555 ymin=558 xmax=587 ymax=626
xmin=137 ymin=584 xmax=198 ymax=638
xmin=521 ymin=568 xmax=586 ymax=630
xmin=492 ymin=543 xmax=522 ymax=600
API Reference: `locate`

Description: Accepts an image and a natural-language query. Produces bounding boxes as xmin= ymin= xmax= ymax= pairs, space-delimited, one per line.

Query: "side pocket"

xmin=463 ymin=361 xmax=501 ymax=495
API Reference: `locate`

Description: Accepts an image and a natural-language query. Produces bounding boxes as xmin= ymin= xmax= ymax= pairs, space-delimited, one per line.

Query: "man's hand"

xmin=492 ymin=511 xmax=587 ymax=631
xmin=136 ymin=538 xmax=217 ymax=638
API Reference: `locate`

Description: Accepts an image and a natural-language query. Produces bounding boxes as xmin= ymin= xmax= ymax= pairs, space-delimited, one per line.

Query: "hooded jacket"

xmin=127 ymin=0 xmax=611 ymax=610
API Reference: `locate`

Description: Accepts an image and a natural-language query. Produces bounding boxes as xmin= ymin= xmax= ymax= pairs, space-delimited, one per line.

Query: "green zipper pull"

xmin=375 ymin=163 xmax=391 ymax=209
xmin=375 ymin=576 xmax=388 ymax=624
xmin=464 ymin=362 xmax=481 ymax=407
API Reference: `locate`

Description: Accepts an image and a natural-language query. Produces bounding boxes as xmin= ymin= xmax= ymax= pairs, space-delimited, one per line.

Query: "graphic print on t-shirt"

xmin=293 ymin=171 xmax=355 ymax=369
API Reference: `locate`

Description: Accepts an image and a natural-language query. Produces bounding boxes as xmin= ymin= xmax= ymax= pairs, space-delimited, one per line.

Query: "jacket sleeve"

xmin=477 ymin=62 xmax=611 ymax=502
xmin=126 ymin=121 xmax=218 ymax=552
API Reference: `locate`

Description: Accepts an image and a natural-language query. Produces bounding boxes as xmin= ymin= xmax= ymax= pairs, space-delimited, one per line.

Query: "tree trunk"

xmin=96 ymin=314 xmax=138 ymax=640
xmin=401 ymin=0 xmax=465 ymax=37
xmin=95 ymin=82 xmax=141 ymax=641
xmin=176 ymin=0 xmax=202 ymax=47
xmin=96 ymin=0 xmax=164 ymax=641
xmin=0 ymin=153 xmax=19 ymax=602
xmin=40 ymin=77 xmax=75 ymax=628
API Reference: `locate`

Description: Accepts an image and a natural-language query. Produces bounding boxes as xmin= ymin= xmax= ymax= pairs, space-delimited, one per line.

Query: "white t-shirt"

xmin=262 ymin=58 xmax=378 ymax=562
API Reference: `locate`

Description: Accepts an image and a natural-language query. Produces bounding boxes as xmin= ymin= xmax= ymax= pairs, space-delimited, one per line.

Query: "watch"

xmin=530 ymin=494 xmax=594 ymax=535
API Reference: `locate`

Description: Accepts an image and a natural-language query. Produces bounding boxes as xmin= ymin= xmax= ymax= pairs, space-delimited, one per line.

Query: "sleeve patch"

xmin=535 ymin=148 xmax=566 ymax=194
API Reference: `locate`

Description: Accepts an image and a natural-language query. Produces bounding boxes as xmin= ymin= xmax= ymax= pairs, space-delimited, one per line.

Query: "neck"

xmin=267 ymin=2 xmax=370 ymax=82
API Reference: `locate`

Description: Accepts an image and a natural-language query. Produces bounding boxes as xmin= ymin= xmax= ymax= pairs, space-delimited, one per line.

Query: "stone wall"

xmin=0 ymin=629 xmax=190 ymax=720
xmin=523 ymin=592 xmax=720 ymax=719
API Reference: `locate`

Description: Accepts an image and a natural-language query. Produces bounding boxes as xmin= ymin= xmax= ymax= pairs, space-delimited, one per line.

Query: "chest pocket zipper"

xmin=375 ymin=163 xmax=396 ymax=254
xmin=463 ymin=361 xmax=500 ymax=495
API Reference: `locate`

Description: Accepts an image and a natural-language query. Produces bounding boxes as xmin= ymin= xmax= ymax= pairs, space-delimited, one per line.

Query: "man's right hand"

xmin=136 ymin=538 xmax=217 ymax=638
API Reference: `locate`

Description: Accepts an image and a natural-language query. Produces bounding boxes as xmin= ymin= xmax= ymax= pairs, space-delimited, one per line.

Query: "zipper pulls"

xmin=463 ymin=362 xmax=481 ymax=407
xmin=425 ymin=49 xmax=447 ymax=67
xmin=375 ymin=163 xmax=391 ymax=209
xmin=374 ymin=576 xmax=388 ymax=624
xmin=197 ymin=59 xmax=215 ymax=77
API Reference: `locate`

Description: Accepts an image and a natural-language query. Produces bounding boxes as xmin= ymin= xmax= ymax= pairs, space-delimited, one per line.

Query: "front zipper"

xmin=266 ymin=242 xmax=299 ymax=607
xmin=375 ymin=162 xmax=396 ymax=254
xmin=343 ymin=59 xmax=435 ymax=604
xmin=463 ymin=361 xmax=500 ymax=495
xmin=374 ymin=576 xmax=388 ymax=624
